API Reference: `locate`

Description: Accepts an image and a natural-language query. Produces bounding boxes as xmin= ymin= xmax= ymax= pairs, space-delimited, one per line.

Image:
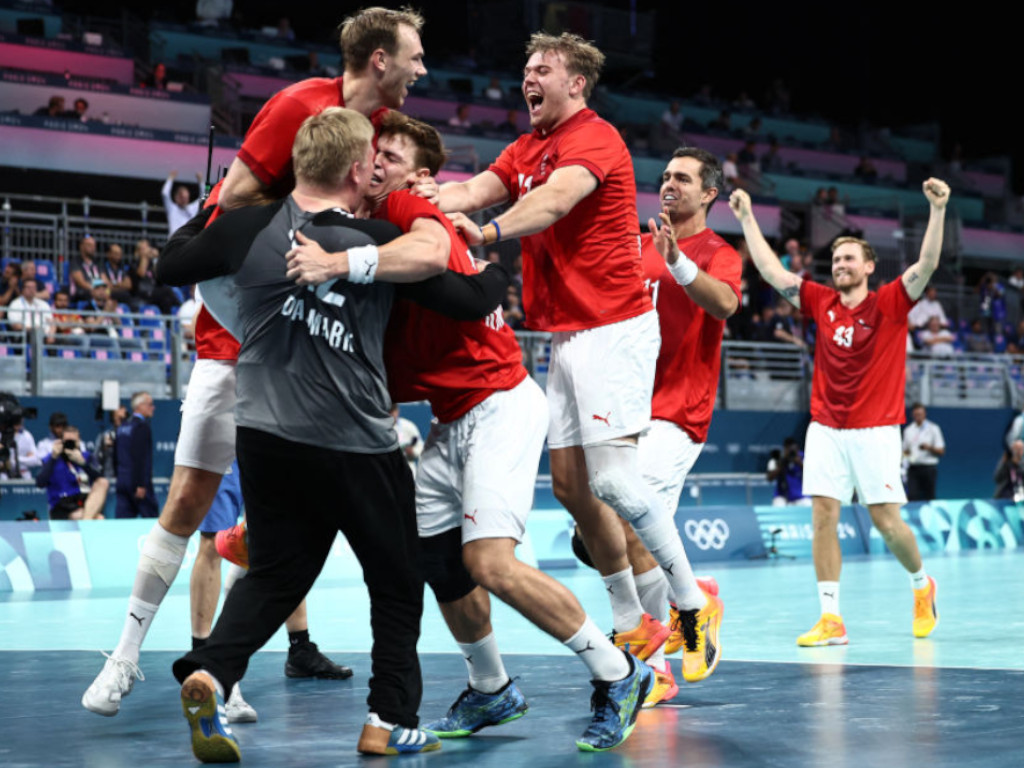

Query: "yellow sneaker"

xmin=665 ymin=576 xmax=719 ymax=655
xmin=674 ymin=591 xmax=724 ymax=683
xmin=613 ymin=613 xmax=670 ymax=662
xmin=642 ymin=662 xmax=678 ymax=708
xmin=912 ymin=576 xmax=939 ymax=638
xmin=796 ymin=613 xmax=848 ymax=647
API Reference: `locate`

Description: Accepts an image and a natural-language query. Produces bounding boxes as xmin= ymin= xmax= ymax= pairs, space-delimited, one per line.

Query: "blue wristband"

xmin=489 ymin=219 xmax=502 ymax=243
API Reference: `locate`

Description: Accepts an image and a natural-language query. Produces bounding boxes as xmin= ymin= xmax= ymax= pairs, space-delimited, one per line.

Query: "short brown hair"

xmin=339 ymin=6 xmax=425 ymax=73
xmin=831 ymin=236 xmax=877 ymax=263
xmin=377 ymin=111 xmax=446 ymax=176
xmin=525 ymin=32 xmax=604 ymax=99
xmin=292 ymin=108 xmax=374 ymax=187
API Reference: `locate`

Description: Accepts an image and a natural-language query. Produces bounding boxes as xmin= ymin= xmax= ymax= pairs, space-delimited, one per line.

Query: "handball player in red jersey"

xmin=83 ymin=4 xmax=426 ymax=718
xmin=729 ymin=179 xmax=950 ymax=646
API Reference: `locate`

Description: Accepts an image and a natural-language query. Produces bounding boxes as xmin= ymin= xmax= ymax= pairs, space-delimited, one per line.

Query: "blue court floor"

xmin=2 ymin=549 xmax=1022 ymax=767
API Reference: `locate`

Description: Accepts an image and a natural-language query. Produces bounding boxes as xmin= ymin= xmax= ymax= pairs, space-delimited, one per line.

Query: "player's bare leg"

xmin=83 ymin=477 xmax=109 ymax=520
xmin=867 ymin=502 xmax=922 ymax=573
xmin=191 ymin=534 xmax=222 ymax=638
xmin=797 ymin=496 xmax=847 ymax=646
xmin=438 ymin=586 xmax=493 ymax=644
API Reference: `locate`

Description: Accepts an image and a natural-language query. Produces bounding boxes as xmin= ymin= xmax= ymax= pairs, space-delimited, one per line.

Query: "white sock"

xmin=634 ymin=568 xmax=669 ymax=668
xmin=114 ymin=522 xmax=189 ymax=661
xmin=565 ymin=617 xmax=630 ymax=682
xmin=637 ymin=517 xmax=705 ymax=611
xmin=457 ymin=633 xmax=509 ymax=694
xmin=818 ymin=581 xmax=840 ymax=617
xmin=602 ymin=568 xmax=644 ymax=632
xmin=909 ymin=568 xmax=929 ymax=591
xmin=223 ymin=563 xmax=246 ymax=594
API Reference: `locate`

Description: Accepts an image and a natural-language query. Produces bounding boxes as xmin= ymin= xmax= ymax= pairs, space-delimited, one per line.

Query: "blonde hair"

xmin=525 ymin=32 xmax=604 ymax=99
xmin=292 ymin=108 xmax=374 ymax=187
xmin=339 ymin=6 xmax=425 ymax=73
xmin=832 ymin=236 xmax=877 ymax=263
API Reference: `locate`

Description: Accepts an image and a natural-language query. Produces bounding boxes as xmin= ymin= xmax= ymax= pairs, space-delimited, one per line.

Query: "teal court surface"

xmin=2 ymin=548 xmax=1022 ymax=767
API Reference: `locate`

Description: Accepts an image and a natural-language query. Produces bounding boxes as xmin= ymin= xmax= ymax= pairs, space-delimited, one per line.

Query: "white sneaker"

xmin=225 ymin=684 xmax=258 ymax=723
xmin=81 ymin=652 xmax=144 ymax=716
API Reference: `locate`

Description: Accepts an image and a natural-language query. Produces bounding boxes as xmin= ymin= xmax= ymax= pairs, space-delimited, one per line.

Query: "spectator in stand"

xmin=770 ymin=299 xmax=807 ymax=349
xmin=115 ymin=391 xmax=158 ymax=518
xmin=918 ymin=316 xmax=956 ymax=357
xmin=977 ymin=272 xmax=1006 ymax=332
xmin=162 ymin=171 xmax=203 ymax=235
xmin=132 ymin=239 xmax=180 ymax=314
xmin=484 ymin=77 xmax=504 ymax=102
xmin=81 ymin=280 xmax=118 ymax=336
xmin=6 ymin=278 xmax=54 ymax=342
xmin=761 ymin=139 xmax=785 ymax=173
xmin=495 ymin=108 xmax=520 ymax=136
xmin=447 ymin=103 xmax=473 ymax=129
xmin=854 ymin=156 xmax=878 ymax=182
xmin=1006 ymin=319 xmax=1024 ymax=354
xmin=908 ymin=284 xmax=949 ymax=330
xmin=1008 ymin=267 xmax=1024 ymax=292
xmin=36 ymin=424 xmax=108 ymax=520
xmin=781 ymin=238 xmax=800 ymax=270
xmin=19 ymin=261 xmax=50 ymax=302
xmin=733 ymin=90 xmax=756 ymax=110
xmin=812 ymin=187 xmax=828 ymax=207
xmin=0 ymin=262 xmax=20 ymax=307
xmin=142 ymin=62 xmax=169 ymax=90
xmin=103 ymin=244 xmax=135 ymax=306
xmin=789 ymin=250 xmax=812 ymax=282
xmin=196 ymin=0 xmax=233 ymax=26
xmin=34 ymin=96 xmax=66 ymax=117
xmin=69 ymin=235 xmax=104 ymax=302
xmin=767 ymin=437 xmax=808 ymax=506
xmin=275 ymin=17 xmax=295 ymax=41
xmin=825 ymin=187 xmax=845 ymax=216
xmin=51 ymin=289 xmax=86 ymax=343
xmin=744 ymin=116 xmax=763 ymax=137
xmin=1 ymin=415 xmax=42 ymax=479
xmin=722 ymin=152 xmax=741 ymax=191
xmin=92 ymin=406 xmax=128 ymax=481
xmin=709 ymin=109 xmax=732 ymax=133
xmin=994 ymin=440 xmax=1024 ymax=501
xmin=502 ymin=284 xmax=525 ymax=330
xmin=963 ymin=318 xmax=994 ymax=354
xmin=176 ymin=284 xmax=200 ymax=355
xmin=62 ymin=98 xmax=90 ymax=123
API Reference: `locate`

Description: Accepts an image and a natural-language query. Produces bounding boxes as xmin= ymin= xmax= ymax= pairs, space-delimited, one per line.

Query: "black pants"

xmin=173 ymin=427 xmax=424 ymax=727
xmin=907 ymin=464 xmax=938 ymax=501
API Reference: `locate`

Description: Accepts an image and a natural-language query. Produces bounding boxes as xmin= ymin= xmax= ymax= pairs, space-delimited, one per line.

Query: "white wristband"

xmin=347 ymin=245 xmax=379 ymax=284
xmin=667 ymin=252 xmax=698 ymax=286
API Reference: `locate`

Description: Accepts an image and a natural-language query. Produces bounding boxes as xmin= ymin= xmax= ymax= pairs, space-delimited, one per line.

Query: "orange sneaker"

xmin=675 ymin=590 xmax=724 ymax=683
xmin=215 ymin=521 xmax=249 ymax=568
xmin=642 ymin=662 xmax=679 ymax=708
xmin=665 ymin=576 xmax=720 ymax=655
xmin=796 ymin=613 xmax=848 ymax=647
xmin=912 ymin=576 xmax=939 ymax=638
xmin=613 ymin=613 xmax=671 ymax=661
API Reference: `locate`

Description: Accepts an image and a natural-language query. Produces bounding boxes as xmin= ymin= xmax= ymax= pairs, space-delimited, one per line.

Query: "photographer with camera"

xmin=767 ymin=437 xmax=809 ymax=506
xmin=35 ymin=424 xmax=108 ymax=520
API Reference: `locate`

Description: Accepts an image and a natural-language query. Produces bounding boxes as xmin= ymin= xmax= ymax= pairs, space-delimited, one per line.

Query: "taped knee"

xmin=418 ymin=528 xmax=477 ymax=603
xmin=589 ymin=467 xmax=647 ymax=523
xmin=140 ymin=526 xmax=188 ymax=587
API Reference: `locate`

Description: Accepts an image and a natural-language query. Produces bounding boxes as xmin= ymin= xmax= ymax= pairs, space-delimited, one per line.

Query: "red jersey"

xmin=800 ymin=279 xmax=915 ymax=429
xmin=197 ymin=77 xmax=387 ymax=360
xmin=381 ymin=191 xmax=527 ymax=423
xmin=643 ymin=230 xmax=742 ymax=443
xmin=488 ymin=108 xmax=650 ymax=332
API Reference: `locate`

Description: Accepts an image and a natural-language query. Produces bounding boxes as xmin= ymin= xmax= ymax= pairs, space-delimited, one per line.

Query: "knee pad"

xmin=589 ymin=466 xmax=647 ymax=523
xmin=418 ymin=528 xmax=477 ymax=603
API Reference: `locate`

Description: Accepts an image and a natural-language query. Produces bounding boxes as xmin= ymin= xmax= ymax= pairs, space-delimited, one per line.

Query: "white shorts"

xmin=802 ymin=421 xmax=907 ymax=505
xmin=416 ymin=376 xmax=548 ymax=544
xmin=638 ymin=419 xmax=704 ymax=515
xmin=174 ymin=359 xmax=237 ymax=474
xmin=546 ymin=310 xmax=660 ymax=449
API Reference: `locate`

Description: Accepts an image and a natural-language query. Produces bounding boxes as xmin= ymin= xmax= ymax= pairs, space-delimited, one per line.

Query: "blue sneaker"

xmin=357 ymin=713 xmax=442 ymax=755
xmin=180 ymin=673 xmax=241 ymax=763
xmin=576 ymin=654 xmax=653 ymax=752
xmin=424 ymin=679 xmax=529 ymax=737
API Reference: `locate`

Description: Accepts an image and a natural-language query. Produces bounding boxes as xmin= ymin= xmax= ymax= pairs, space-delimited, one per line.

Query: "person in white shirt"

xmin=6 ymin=278 xmax=54 ymax=340
xmin=908 ymin=284 xmax=949 ymax=330
xmin=1 ymin=416 xmax=42 ymax=480
xmin=161 ymin=171 xmax=203 ymax=235
xmin=902 ymin=403 xmax=945 ymax=501
xmin=918 ymin=316 xmax=956 ymax=357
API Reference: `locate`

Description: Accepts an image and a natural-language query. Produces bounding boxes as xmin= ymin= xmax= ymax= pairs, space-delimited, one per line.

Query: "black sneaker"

xmin=285 ymin=641 xmax=354 ymax=679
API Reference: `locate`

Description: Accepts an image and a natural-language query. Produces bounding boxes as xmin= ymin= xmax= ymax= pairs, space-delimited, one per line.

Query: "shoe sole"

xmin=284 ymin=663 xmax=354 ymax=680
xmin=182 ymin=678 xmax=241 ymax=764
xmin=796 ymin=636 xmax=849 ymax=647
xmin=427 ymin=708 xmax=528 ymax=738
xmin=81 ymin=691 xmax=120 ymax=717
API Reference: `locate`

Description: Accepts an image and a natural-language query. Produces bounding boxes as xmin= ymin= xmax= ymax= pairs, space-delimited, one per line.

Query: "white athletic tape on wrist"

xmin=347 ymin=245 xmax=379 ymax=284
xmin=668 ymin=253 xmax=698 ymax=286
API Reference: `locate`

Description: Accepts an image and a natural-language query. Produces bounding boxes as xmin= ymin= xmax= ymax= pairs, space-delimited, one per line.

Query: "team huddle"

xmin=79 ymin=6 xmax=949 ymax=762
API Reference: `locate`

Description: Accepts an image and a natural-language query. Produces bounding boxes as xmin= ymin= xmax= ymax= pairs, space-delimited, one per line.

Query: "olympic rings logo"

xmin=684 ymin=519 xmax=730 ymax=550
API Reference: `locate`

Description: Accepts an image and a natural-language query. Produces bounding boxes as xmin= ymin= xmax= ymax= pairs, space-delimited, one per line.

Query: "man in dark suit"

xmin=115 ymin=392 xmax=158 ymax=518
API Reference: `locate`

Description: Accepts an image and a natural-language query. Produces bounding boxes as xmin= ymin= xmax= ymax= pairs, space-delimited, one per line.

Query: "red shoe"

xmin=215 ymin=521 xmax=249 ymax=568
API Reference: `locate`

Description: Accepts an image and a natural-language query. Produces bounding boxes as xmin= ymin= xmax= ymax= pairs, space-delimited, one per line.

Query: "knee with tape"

xmin=418 ymin=528 xmax=477 ymax=603
xmin=588 ymin=465 xmax=647 ymax=523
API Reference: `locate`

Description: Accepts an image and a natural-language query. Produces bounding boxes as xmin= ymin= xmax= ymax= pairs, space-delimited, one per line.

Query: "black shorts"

xmin=49 ymin=493 xmax=87 ymax=520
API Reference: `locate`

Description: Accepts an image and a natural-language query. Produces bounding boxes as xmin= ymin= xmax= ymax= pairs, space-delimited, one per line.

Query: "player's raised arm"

xmin=901 ymin=178 xmax=950 ymax=301
xmin=428 ymin=170 xmax=510 ymax=214
xmin=729 ymin=189 xmax=802 ymax=308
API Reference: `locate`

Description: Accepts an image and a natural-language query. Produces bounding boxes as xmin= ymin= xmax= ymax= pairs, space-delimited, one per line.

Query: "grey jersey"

xmin=199 ymin=198 xmax=402 ymax=453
